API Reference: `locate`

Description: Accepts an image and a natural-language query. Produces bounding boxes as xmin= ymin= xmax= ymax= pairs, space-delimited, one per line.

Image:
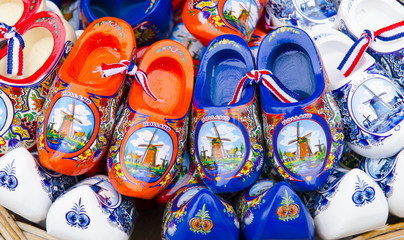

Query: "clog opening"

xmin=348 ymin=0 xmax=404 ymax=53
xmin=88 ymin=0 xmax=147 ymax=24
xmin=0 ymin=27 xmax=54 ymax=78
xmin=268 ymin=43 xmax=315 ymax=101
xmin=136 ymin=57 xmax=185 ymax=116
xmin=0 ymin=0 xmax=23 ymax=26
xmin=68 ymin=33 xmax=123 ymax=85
xmin=203 ymin=50 xmax=252 ymax=107
xmin=317 ymin=38 xmax=370 ymax=88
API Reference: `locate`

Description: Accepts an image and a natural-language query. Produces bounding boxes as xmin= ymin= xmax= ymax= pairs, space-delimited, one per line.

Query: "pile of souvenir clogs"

xmin=2 ymin=0 xmax=404 ymax=239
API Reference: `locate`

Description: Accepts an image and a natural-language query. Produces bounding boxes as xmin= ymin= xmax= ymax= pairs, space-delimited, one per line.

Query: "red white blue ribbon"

xmin=229 ymin=70 xmax=300 ymax=105
xmin=338 ymin=20 xmax=404 ymax=77
xmin=0 ymin=23 xmax=24 ymax=76
xmin=101 ymin=60 xmax=158 ymax=101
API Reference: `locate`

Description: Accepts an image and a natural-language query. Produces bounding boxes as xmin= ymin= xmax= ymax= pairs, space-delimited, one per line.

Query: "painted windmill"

xmin=288 ymin=122 xmax=313 ymax=160
xmin=362 ymin=114 xmax=372 ymax=128
xmin=200 ymin=146 xmax=208 ymax=160
xmin=238 ymin=1 xmax=253 ymax=26
xmin=362 ymin=84 xmax=392 ymax=120
xmin=206 ymin=122 xmax=231 ymax=160
xmin=315 ymin=139 xmax=325 ymax=153
xmin=58 ymin=100 xmax=83 ymax=138
xmin=139 ymin=129 xmax=163 ymax=167
xmin=89 ymin=180 xmax=112 ymax=206
xmin=160 ymin=154 xmax=169 ymax=168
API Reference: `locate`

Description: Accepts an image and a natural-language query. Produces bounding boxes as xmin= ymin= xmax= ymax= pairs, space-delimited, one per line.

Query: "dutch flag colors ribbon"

xmin=338 ymin=20 xmax=404 ymax=77
xmin=229 ymin=70 xmax=301 ymax=105
xmin=0 ymin=23 xmax=25 ymax=76
xmin=100 ymin=60 xmax=158 ymax=101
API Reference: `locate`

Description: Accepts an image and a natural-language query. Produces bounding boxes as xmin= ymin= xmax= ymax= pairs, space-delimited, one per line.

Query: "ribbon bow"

xmin=0 ymin=23 xmax=25 ymax=76
xmin=100 ymin=60 xmax=158 ymax=101
xmin=338 ymin=20 xmax=404 ymax=77
xmin=229 ymin=70 xmax=301 ymax=105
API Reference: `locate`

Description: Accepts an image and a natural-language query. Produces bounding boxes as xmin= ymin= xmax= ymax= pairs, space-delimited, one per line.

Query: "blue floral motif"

xmin=0 ymin=160 xmax=18 ymax=191
xmin=66 ymin=198 xmax=91 ymax=229
xmin=352 ymin=176 xmax=375 ymax=207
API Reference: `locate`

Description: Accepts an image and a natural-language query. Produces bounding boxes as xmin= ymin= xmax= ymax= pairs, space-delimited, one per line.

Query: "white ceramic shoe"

xmin=46 ymin=175 xmax=136 ymax=240
xmin=0 ymin=147 xmax=76 ymax=223
xmin=338 ymin=0 xmax=404 ymax=87
xmin=311 ymin=28 xmax=404 ymax=159
xmin=304 ymin=168 xmax=388 ymax=239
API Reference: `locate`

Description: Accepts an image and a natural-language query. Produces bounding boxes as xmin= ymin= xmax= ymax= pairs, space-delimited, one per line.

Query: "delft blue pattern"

xmin=332 ymin=64 xmax=404 ymax=147
xmin=360 ymin=157 xmax=397 ymax=198
xmin=90 ymin=180 xmax=135 ymax=235
xmin=66 ymin=198 xmax=91 ymax=229
xmin=302 ymin=169 xmax=346 ymax=217
xmin=100 ymin=195 xmax=134 ymax=235
xmin=268 ymin=0 xmax=337 ymax=29
xmin=36 ymin=166 xmax=77 ymax=202
xmin=0 ymin=160 xmax=18 ymax=191
xmin=352 ymin=176 xmax=375 ymax=207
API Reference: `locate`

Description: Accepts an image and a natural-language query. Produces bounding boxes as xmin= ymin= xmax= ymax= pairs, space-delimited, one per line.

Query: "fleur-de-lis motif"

xmin=189 ymin=204 xmax=214 ymax=234
xmin=276 ymin=190 xmax=300 ymax=221
xmin=65 ymin=198 xmax=91 ymax=229
xmin=352 ymin=176 xmax=375 ymax=207
xmin=0 ymin=159 xmax=18 ymax=191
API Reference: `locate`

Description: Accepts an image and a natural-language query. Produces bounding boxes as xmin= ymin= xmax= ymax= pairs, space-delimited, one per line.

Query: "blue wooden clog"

xmin=79 ymin=0 xmax=174 ymax=47
xmin=257 ymin=26 xmax=344 ymax=192
xmin=237 ymin=180 xmax=314 ymax=240
xmin=190 ymin=34 xmax=265 ymax=194
xmin=162 ymin=184 xmax=239 ymax=240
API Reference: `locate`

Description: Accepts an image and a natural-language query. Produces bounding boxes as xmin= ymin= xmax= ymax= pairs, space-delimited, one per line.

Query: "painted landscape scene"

xmin=46 ymin=97 xmax=95 ymax=153
xmin=198 ymin=121 xmax=246 ymax=175
xmin=277 ymin=119 xmax=327 ymax=176
xmin=123 ymin=127 xmax=173 ymax=183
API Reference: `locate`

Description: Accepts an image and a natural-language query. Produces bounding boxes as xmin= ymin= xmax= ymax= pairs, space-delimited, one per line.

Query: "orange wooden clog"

xmin=36 ymin=17 xmax=136 ymax=176
xmin=182 ymin=0 xmax=268 ymax=46
xmin=107 ymin=39 xmax=194 ymax=199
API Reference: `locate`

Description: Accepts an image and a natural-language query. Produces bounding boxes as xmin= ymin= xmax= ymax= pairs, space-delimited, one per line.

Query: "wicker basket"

xmin=0 ymin=205 xmax=57 ymax=240
xmin=3 ymin=202 xmax=404 ymax=240
xmin=352 ymin=222 xmax=404 ymax=240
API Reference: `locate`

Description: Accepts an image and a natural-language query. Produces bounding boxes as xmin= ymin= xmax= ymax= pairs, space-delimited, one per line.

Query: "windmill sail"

xmin=138 ymin=129 xmax=164 ymax=167
xmin=206 ymin=122 xmax=231 ymax=160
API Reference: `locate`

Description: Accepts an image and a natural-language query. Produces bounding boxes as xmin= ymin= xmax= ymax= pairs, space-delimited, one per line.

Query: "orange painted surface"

xmin=39 ymin=17 xmax=136 ymax=176
xmin=110 ymin=40 xmax=194 ymax=199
